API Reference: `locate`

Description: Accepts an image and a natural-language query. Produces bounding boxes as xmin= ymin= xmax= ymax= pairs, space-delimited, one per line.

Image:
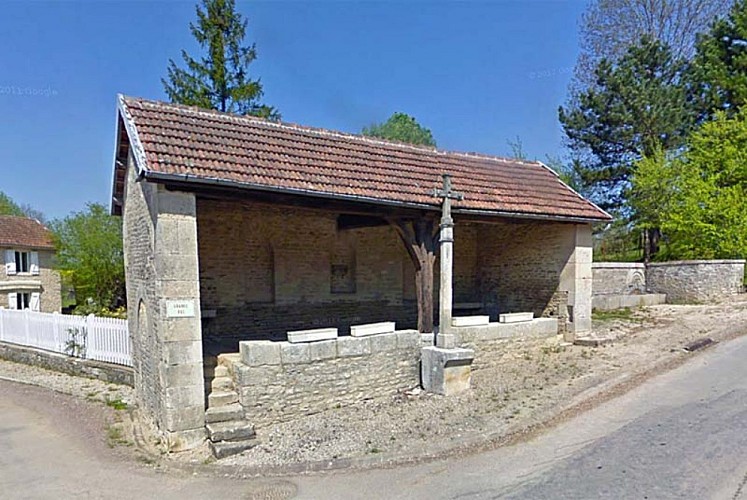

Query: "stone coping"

xmin=453 ymin=318 xmax=558 ymax=342
xmin=592 ymin=262 xmax=645 ymax=269
xmin=239 ymin=329 xmax=422 ymax=367
xmin=647 ymin=259 xmax=746 ymax=267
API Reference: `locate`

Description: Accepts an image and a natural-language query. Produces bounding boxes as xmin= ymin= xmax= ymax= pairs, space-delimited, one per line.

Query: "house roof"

xmin=112 ymin=95 xmax=610 ymax=222
xmin=0 ymin=216 xmax=55 ymax=250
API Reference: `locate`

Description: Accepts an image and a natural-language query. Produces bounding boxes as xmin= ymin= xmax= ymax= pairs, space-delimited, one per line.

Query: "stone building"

xmin=111 ymin=96 xmax=609 ymax=451
xmin=0 ymin=215 xmax=61 ymax=313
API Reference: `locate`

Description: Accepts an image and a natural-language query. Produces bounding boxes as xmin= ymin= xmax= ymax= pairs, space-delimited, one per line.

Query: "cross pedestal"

xmin=421 ymin=174 xmax=474 ymax=396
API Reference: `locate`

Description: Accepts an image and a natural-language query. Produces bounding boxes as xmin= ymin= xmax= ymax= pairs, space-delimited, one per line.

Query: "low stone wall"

xmin=456 ymin=318 xmax=558 ymax=371
xmin=646 ymin=260 xmax=745 ymax=303
xmin=228 ymin=330 xmax=427 ymax=427
xmin=592 ymin=262 xmax=647 ymax=296
xmin=0 ymin=341 xmax=133 ymax=386
xmin=592 ymin=294 xmax=666 ymax=311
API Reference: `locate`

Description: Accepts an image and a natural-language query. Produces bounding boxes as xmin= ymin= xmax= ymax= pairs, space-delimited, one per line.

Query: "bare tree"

xmin=573 ymin=0 xmax=731 ymax=88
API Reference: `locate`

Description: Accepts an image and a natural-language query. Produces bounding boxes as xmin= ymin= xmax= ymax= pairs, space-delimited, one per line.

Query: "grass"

xmin=106 ymin=424 xmax=131 ymax=448
xmin=592 ymin=307 xmax=635 ymax=322
xmin=105 ymin=397 xmax=129 ymax=411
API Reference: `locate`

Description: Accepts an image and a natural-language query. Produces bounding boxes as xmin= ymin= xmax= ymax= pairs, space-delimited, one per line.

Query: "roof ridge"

xmin=120 ymin=95 xmax=543 ymax=168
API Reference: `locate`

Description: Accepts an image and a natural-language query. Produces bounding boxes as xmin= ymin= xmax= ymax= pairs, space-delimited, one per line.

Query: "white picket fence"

xmin=0 ymin=309 xmax=132 ymax=367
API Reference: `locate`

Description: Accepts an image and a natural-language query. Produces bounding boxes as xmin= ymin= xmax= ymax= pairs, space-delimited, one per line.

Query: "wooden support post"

xmin=390 ymin=217 xmax=439 ymax=335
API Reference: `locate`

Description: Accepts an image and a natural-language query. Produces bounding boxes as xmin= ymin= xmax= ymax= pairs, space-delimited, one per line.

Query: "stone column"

xmin=560 ymin=223 xmax=593 ymax=341
xmin=437 ymin=220 xmax=456 ymax=348
xmin=154 ymin=187 xmax=206 ymax=450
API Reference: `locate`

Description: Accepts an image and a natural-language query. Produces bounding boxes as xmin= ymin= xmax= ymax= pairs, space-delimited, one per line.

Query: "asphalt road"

xmin=2 ymin=334 xmax=747 ymax=499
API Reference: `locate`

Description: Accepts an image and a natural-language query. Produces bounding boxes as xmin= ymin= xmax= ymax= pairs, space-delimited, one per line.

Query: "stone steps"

xmin=204 ymin=355 xmax=256 ymax=459
xmin=205 ymin=402 xmax=244 ymax=424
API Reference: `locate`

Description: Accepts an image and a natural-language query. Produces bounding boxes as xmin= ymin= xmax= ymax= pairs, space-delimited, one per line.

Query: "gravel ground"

xmin=3 ymin=297 xmax=747 ymax=474
xmin=216 ymin=296 xmax=747 ymax=469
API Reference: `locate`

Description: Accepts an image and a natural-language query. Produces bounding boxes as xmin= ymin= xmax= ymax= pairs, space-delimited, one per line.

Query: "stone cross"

xmin=433 ymin=174 xmax=463 ymax=348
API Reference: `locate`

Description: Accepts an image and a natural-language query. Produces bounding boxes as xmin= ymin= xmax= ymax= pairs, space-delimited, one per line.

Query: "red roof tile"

xmin=115 ymin=96 xmax=610 ymax=222
xmin=0 ymin=216 xmax=55 ymax=250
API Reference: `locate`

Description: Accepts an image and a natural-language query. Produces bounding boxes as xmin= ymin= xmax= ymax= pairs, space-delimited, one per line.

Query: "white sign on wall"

xmin=166 ymin=299 xmax=196 ymax=318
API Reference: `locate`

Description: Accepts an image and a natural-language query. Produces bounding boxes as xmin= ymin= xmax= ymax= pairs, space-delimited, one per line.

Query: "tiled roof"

xmin=0 ymin=216 xmax=55 ymax=250
xmin=115 ymin=96 xmax=610 ymax=221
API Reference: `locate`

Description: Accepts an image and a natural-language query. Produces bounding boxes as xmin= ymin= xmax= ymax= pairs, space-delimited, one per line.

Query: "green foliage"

xmin=559 ymin=36 xmax=694 ymax=211
xmin=163 ymin=0 xmax=278 ymax=119
xmin=631 ymin=110 xmax=747 ymax=260
xmin=50 ymin=203 xmax=125 ymax=310
xmin=691 ymin=0 xmax=747 ymax=116
xmin=0 ymin=191 xmax=26 ymax=216
xmin=362 ymin=112 xmax=436 ymax=147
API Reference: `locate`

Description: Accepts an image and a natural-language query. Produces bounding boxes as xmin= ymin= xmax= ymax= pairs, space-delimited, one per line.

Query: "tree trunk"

xmin=643 ymin=227 xmax=661 ymax=263
xmin=390 ymin=217 xmax=438 ymax=334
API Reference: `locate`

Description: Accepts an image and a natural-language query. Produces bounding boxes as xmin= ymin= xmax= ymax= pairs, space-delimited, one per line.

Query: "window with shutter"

xmin=30 ymin=292 xmax=40 ymax=312
xmin=5 ymin=250 xmax=16 ymax=275
xmin=8 ymin=292 xmax=17 ymax=309
xmin=30 ymin=252 xmax=39 ymax=275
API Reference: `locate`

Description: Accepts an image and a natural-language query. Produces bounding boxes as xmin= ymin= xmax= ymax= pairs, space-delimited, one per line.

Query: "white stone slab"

xmin=350 ymin=322 xmax=396 ymax=337
xmin=452 ymin=315 xmax=490 ymax=327
xmin=499 ymin=312 xmax=534 ymax=324
xmin=287 ymin=328 xmax=338 ymax=343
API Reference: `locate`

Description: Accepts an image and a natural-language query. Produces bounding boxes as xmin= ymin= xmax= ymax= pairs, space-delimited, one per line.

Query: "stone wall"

xmin=592 ymin=262 xmax=647 ymax=296
xmin=228 ymin=330 xmax=425 ymax=427
xmin=646 ymin=260 xmax=745 ymax=303
xmin=0 ymin=341 xmax=133 ymax=386
xmin=123 ymin=157 xmax=206 ymax=451
xmin=0 ymin=248 xmax=61 ymax=313
xmin=197 ymin=200 xmax=588 ymax=342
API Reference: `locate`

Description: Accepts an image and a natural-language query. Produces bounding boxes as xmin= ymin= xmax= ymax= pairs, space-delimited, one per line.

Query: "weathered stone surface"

xmin=592 ymin=293 xmax=666 ymax=311
xmin=421 ymin=346 xmax=474 ymax=396
xmin=206 ymin=421 xmax=255 ymax=442
xmin=452 ymin=316 xmax=490 ymax=327
xmin=287 ymin=327 xmax=338 ymax=343
xmin=280 ymin=342 xmax=311 ymax=364
xmin=240 ymin=340 xmax=281 ymax=367
xmin=163 ymin=428 xmax=206 ymax=452
xmin=337 ymin=336 xmax=371 ymax=357
xmin=208 ymin=390 xmax=238 ymax=407
xmin=209 ymin=438 xmax=257 ymax=459
xmin=308 ymin=339 xmax=337 ymax=361
xmin=205 ymin=403 xmax=244 ymax=424
xmin=647 ymin=260 xmax=745 ymax=303
xmin=211 ymin=376 xmax=233 ymax=392
xmin=350 ymin=322 xmax=396 ymax=337
xmin=162 ymin=404 xmax=206 ymax=432
xmin=395 ymin=330 xmax=420 ymax=349
xmin=499 ymin=312 xmax=534 ymax=324
xmin=456 ymin=318 xmax=558 ymax=343
xmin=368 ymin=332 xmax=398 ymax=353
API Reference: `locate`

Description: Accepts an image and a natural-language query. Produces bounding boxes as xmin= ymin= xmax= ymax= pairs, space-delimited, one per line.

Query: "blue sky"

xmin=1 ymin=0 xmax=586 ymax=220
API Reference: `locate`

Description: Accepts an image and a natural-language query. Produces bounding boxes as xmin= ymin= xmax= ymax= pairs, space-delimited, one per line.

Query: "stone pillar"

xmin=437 ymin=221 xmax=456 ymax=348
xmin=560 ymin=223 xmax=593 ymax=340
xmin=154 ymin=186 xmax=206 ymax=450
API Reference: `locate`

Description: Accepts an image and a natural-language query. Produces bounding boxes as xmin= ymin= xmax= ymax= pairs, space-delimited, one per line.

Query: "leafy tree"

xmin=362 ymin=112 xmax=436 ymax=147
xmin=691 ymin=0 xmax=747 ymax=117
xmin=50 ymin=203 xmax=125 ymax=311
xmin=574 ymin=0 xmax=730 ymax=88
xmin=0 ymin=191 xmax=45 ymax=222
xmin=559 ymin=36 xmax=694 ymax=212
xmin=631 ymin=110 xmax=747 ymax=260
xmin=163 ymin=0 xmax=279 ymax=119
xmin=0 ymin=191 xmax=25 ymax=217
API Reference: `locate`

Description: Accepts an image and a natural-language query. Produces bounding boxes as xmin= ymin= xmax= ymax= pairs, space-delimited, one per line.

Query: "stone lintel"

xmin=287 ymin=327 xmax=338 ymax=343
xmin=499 ymin=312 xmax=534 ymax=324
xmin=452 ymin=315 xmax=490 ymax=327
xmin=350 ymin=322 xmax=396 ymax=337
xmin=421 ymin=346 xmax=474 ymax=396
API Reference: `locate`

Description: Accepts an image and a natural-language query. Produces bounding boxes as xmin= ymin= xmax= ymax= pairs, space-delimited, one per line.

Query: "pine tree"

xmin=162 ymin=0 xmax=279 ymax=119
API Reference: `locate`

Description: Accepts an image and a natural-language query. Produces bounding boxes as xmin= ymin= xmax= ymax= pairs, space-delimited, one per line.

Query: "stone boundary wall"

xmin=592 ymin=263 xmax=647 ymax=296
xmin=646 ymin=260 xmax=745 ymax=303
xmin=229 ymin=330 xmax=428 ymax=427
xmin=456 ymin=319 xmax=558 ymax=371
xmin=0 ymin=341 xmax=133 ymax=386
